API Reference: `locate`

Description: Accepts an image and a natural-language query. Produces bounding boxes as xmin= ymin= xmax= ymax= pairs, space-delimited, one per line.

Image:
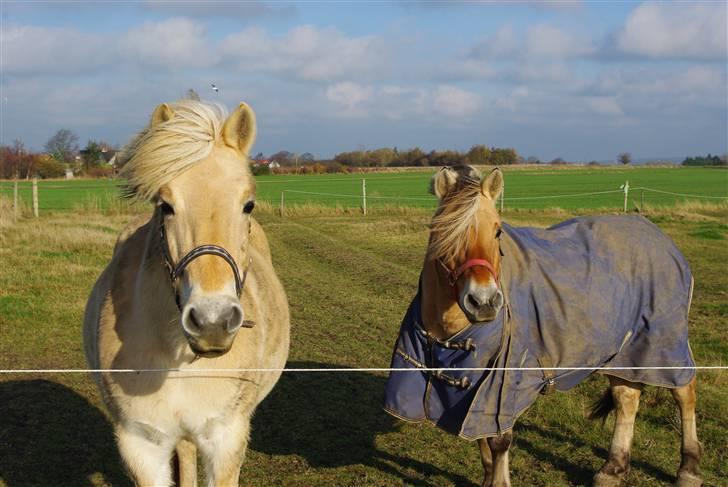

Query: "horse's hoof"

xmin=593 ymin=472 xmax=624 ymax=487
xmin=676 ymin=470 xmax=703 ymax=487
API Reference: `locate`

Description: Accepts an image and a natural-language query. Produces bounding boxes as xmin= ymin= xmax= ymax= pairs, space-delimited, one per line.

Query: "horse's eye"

xmin=160 ymin=201 xmax=174 ymax=216
xmin=495 ymin=228 xmax=502 ymax=239
xmin=243 ymin=200 xmax=255 ymax=214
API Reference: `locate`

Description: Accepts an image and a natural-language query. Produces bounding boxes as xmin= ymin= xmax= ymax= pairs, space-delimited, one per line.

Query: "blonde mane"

xmin=119 ymin=100 xmax=228 ymax=201
xmin=429 ymin=175 xmax=483 ymax=266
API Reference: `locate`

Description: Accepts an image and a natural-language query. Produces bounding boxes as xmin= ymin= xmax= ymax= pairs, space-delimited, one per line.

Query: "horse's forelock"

xmin=120 ymin=100 xmax=229 ymax=201
xmin=428 ymin=175 xmax=483 ymax=266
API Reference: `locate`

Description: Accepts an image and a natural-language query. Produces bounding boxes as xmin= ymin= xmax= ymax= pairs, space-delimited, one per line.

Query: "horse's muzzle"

xmin=460 ymin=287 xmax=504 ymax=323
xmin=181 ymin=295 xmax=244 ymax=355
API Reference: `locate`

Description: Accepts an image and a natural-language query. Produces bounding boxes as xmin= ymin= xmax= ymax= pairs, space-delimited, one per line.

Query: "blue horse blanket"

xmin=384 ymin=215 xmax=695 ymax=440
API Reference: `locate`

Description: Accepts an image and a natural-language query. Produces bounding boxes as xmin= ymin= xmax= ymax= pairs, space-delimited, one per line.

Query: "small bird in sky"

xmin=211 ymin=83 xmax=219 ymax=93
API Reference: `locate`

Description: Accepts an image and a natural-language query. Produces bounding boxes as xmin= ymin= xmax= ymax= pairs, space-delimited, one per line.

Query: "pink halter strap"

xmin=448 ymin=258 xmax=499 ymax=287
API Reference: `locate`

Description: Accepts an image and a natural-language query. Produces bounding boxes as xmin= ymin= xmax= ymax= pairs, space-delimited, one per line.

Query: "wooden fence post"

xmin=279 ymin=191 xmax=285 ymax=217
xmin=13 ymin=180 xmax=18 ymax=220
xmin=641 ymin=190 xmax=644 ymax=212
xmin=361 ymin=179 xmax=367 ymax=216
xmin=32 ymin=178 xmax=39 ymax=218
xmin=622 ymin=180 xmax=629 ymax=213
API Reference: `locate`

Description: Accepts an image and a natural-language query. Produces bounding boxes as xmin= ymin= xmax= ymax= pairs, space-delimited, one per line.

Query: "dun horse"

xmin=84 ymin=100 xmax=290 ymax=486
xmin=385 ymin=166 xmax=702 ymax=486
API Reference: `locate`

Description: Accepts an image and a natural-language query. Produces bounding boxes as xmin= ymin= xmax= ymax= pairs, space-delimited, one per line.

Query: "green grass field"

xmin=0 ymin=201 xmax=726 ymax=486
xmin=1 ymin=166 xmax=726 ymax=212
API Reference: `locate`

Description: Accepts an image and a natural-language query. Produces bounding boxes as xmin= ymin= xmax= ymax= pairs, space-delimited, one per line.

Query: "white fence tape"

xmin=0 ymin=366 xmax=725 ymax=374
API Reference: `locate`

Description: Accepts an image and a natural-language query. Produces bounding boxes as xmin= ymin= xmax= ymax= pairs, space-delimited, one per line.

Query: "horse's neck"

xmin=420 ymin=258 xmax=471 ymax=340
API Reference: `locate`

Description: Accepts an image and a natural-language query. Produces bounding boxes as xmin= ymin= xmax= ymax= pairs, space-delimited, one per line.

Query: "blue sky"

xmin=1 ymin=1 xmax=726 ymax=162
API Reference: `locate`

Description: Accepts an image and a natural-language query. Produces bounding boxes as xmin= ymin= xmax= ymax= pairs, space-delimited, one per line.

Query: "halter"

xmin=446 ymin=258 xmax=499 ymax=287
xmin=160 ymin=219 xmax=249 ymax=310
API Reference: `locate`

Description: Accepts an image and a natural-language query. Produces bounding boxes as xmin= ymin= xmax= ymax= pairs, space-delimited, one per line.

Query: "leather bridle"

xmin=159 ymin=219 xmax=249 ymax=310
xmin=439 ymin=232 xmax=504 ymax=299
xmin=445 ymin=258 xmax=499 ymax=288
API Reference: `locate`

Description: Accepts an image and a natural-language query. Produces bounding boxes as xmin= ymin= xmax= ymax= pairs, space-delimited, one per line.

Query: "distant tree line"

xmin=0 ymin=129 xmax=118 ymax=179
xmin=333 ymin=145 xmax=520 ymax=168
xmin=682 ymin=154 xmax=727 ymax=166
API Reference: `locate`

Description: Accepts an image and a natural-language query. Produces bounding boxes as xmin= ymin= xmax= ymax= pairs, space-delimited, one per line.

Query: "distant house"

xmin=78 ymin=148 xmax=117 ymax=166
xmin=252 ymin=159 xmax=280 ymax=169
xmin=102 ymin=149 xmax=118 ymax=167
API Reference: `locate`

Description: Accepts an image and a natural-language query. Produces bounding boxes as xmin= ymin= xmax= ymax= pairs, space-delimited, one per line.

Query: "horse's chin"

xmin=463 ymin=307 xmax=501 ymax=324
xmin=194 ymin=348 xmax=229 ymax=359
xmin=188 ymin=340 xmax=232 ymax=358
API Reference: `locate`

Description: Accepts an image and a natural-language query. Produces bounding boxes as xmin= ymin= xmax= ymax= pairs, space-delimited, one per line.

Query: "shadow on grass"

xmin=0 ymin=379 xmax=130 ymax=487
xmin=249 ymin=361 xmax=477 ymax=486
xmin=517 ymin=422 xmax=675 ymax=485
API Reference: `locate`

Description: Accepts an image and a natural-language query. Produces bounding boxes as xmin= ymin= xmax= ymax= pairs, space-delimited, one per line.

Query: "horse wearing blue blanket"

xmin=384 ymin=166 xmax=702 ymax=487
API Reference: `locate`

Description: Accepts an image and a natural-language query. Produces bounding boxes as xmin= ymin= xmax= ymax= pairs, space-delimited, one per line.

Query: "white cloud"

xmin=470 ymin=23 xmax=592 ymax=61
xmin=324 ymin=83 xmax=424 ymax=119
xmin=405 ymin=1 xmax=582 ymax=11
xmin=432 ymin=85 xmax=481 ymax=117
xmin=616 ymin=2 xmax=727 ymax=60
xmin=142 ymin=0 xmax=296 ymax=19
xmin=525 ymin=24 xmax=593 ymax=58
xmin=585 ymin=65 xmax=726 ymax=104
xmin=378 ymin=85 xmax=427 ymax=119
xmin=1 ymin=24 xmax=110 ymax=75
xmin=221 ymin=25 xmax=385 ymax=82
xmin=119 ymin=18 xmax=216 ymax=69
xmin=470 ymin=25 xmax=518 ymax=59
xmin=325 ymin=82 xmax=374 ymax=115
xmin=585 ymin=96 xmax=623 ymax=116
xmin=323 ymin=83 xmax=479 ymax=120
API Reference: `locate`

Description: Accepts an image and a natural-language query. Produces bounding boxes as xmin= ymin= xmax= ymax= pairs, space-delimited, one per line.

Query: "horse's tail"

xmin=588 ymin=388 xmax=615 ymax=423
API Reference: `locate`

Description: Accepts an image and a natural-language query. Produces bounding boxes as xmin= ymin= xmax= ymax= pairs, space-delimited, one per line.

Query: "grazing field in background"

xmin=0 ymin=199 xmax=726 ymax=486
xmin=1 ymin=166 xmax=726 ymax=212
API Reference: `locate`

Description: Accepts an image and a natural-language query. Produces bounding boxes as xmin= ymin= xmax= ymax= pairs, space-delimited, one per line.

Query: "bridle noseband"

xmin=446 ymin=258 xmax=499 ymax=287
xmin=439 ymin=235 xmax=504 ymax=298
xmin=160 ymin=220 xmax=249 ymax=308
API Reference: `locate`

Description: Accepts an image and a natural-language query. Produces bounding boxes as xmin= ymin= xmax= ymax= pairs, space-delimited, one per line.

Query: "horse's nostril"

xmin=467 ymin=293 xmax=481 ymax=309
xmin=225 ymin=305 xmax=244 ymax=333
xmin=188 ymin=307 xmax=202 ymax=331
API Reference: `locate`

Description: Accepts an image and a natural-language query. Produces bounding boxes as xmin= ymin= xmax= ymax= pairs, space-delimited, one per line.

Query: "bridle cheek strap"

xmin=449 ymin=258 xmax=499 ymax=288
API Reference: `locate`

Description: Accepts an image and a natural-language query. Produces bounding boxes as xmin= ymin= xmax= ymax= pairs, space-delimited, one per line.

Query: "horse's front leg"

xmin=487 ymin=432 xmax=512 ymax=487
xmin=477 ymin=438 xmax=493 ymax=486
xmin=116 ymin=425 xmax=177 ymax=487
xmin=175 ymin=439 xmax=198 ymax=487
xmin=594 ymin=376 xmax=642 ymax=487
xmin=197 ymin=413 xmax=251 ymax=487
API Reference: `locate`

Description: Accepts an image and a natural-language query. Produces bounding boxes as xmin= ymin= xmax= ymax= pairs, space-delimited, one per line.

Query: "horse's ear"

xmin=222 ymin=102 xmax=257 ymax=156
xmin=150 ymin=103 xmax=174 ymax=127
xmin=482 ymin=167 xmax=503 ymax=200
xmin=430 ymin=166 xmax=458 ymax=200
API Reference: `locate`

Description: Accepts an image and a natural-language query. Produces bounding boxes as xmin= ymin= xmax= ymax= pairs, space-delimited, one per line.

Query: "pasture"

xmin=1 ymin=165 xmax=727 ymax=213
xmin=0 ymin=193 xmax=726 ymax=486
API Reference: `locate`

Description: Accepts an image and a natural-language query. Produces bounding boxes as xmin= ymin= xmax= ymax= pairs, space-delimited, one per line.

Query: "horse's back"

xmin=503 ymin=215 xmax=695 ymax=389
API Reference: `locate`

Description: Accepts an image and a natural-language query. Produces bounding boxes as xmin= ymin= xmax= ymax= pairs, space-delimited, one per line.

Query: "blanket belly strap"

xmin=396 ymin=348 xmax=472 ymax=390
xmin=432 ymin=370 xmax=472 ymax=389
xmin=537 ymin=355 xmax=556 ymax=395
